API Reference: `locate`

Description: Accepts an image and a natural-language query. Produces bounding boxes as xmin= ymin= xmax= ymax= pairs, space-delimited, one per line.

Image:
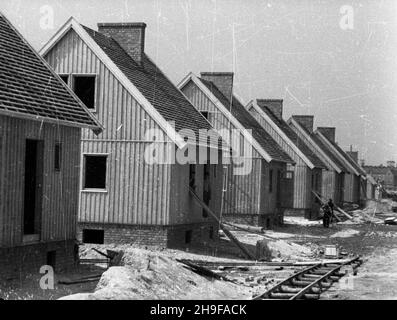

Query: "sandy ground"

xmin=2 ymin=199 xmax=397 ymax=300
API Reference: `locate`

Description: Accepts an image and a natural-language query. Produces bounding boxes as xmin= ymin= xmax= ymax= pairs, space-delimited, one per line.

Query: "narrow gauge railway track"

xmin=253 ymin=256 xmax=362 ymax=300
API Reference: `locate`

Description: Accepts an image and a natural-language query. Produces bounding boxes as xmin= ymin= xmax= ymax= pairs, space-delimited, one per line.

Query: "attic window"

xmin=73 ymin=75 xmax=96 ymax=109
xmin=84 ymin=155 xmax=107 ymax=189
xmin=201 ymin=111 xmax=209 ymax=119
xmin=59 ymin=74 xmax=69 ymax=85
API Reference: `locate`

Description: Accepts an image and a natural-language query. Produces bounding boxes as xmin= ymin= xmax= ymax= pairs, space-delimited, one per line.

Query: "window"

xmin=82 ymin=229 xmax=104 ymax=244
xmin=189 ymin=164 xmax=196 ymax=190
xmin=201 ymin=111 xmax=209 ymax=119
xmin=285 ymin=171 xmax=293 ymax=179
xmin=269 ymin=169 xmax=273 ymax=193
xmin=185 ymin=230 xmax=192 ymax=244
xmin=54 ymin=143 xmax=61 ymax=171
xmin=59 ymin=74 xmax=69 ymax=85
xmin=84 ymin=155 xmax=107 ymax=189
xmin=73 ymin=75 xmax=96 ymax=109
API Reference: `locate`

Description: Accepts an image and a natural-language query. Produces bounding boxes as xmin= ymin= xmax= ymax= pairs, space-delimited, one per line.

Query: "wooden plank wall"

xmin=289 ymin=123 xmax=345 ymax=205
xmin=45 ymin=29 xmax=174 ymax=226
xmin=169 ymin=147 xmax=224 ymax=224
xmin=249 ymin=106 xmax=313 ymax=210
xmin=0 ymin=115 xmax=80 ymax=247
xmin=182 ymin=80 xmax=268 ymax=216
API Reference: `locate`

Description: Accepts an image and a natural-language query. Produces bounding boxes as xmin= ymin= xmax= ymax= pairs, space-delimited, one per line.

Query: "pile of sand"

xmin=60 ymin=248 xmax=251 ymax=300
xmin=230 ymin=230 xmax=316 ymax=261
xmin=330 ymin=229 xmax=360 ymax=238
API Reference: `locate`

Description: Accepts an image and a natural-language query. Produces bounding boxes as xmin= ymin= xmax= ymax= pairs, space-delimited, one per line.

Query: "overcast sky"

xmin=1 ymin=0 xmax=396 ymax=165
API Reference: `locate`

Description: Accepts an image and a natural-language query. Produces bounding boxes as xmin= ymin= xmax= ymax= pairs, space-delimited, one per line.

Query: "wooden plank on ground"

xmin=189 ymin=187 xmax=256 ymax=260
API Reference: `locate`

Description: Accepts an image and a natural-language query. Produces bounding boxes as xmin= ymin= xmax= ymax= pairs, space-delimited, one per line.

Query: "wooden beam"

xmin=189 ymin=187 xmax=256 ymax=260
xmin=311 ymin=190 xmax=342 ymax=222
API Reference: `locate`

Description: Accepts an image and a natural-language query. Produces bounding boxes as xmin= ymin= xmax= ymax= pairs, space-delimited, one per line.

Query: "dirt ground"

xmin=2 ymin=199 xmax=397 ymax=300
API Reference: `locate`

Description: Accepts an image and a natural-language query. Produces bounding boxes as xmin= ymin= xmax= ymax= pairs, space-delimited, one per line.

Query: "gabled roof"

xmin=178 ymin=73 xmax=293 ymax=163
xmin=0 ymin=13 xmax=102 ymax=132
xmin=315 ymin=129 xmax=363 ymax=177
xmin=366 ymin=174 xmax=377 ymax=185
xmin=40 ymin=17 xmax=219 ymax=149
xmin=288 ymin=117 xmax=346 ymax=173
xmin=249 ymin=100 xmax=326 ymax=169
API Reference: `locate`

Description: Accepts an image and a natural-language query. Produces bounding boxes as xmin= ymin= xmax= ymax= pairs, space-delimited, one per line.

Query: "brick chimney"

xmin=98 ymin=22 xmax=146 ymax=63
xmin=257 ymin=99 xmax=283 ymax=120
xmin=292 ymin=115 xmax=314 ymax=133
xmin=317 ymin=127 xmax=336 ymax=143
xmin=200 ymin=72 xmax=234 ymax=101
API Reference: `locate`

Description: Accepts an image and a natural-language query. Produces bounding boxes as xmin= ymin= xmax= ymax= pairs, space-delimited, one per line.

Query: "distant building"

xmin=363 ymin=164 xmax=397 ymax=191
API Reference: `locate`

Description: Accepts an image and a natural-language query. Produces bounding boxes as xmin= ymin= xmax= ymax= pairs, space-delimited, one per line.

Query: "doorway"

xmin=202 ymin=163 xmax=211 ymax=217
xmin=23 ymin=139 xmax=44 ymax=236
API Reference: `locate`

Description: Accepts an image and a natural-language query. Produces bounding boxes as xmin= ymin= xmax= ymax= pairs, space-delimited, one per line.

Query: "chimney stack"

xmin=200 ymin=72 xmax=234 ymax=101
xmin=257 ymin=99 xmax=283 ymax=120
xmin=317 ymin=127 xmax=336 ymax=143
xmin=292 ymin=115 xmax=314 ymax=133
xmin=98 ymin=22 xmax=146 ymax=63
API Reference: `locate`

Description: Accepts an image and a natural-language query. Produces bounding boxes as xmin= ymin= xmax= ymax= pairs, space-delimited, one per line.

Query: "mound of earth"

xmin=60 ymin=248 xmax=251 ymax=300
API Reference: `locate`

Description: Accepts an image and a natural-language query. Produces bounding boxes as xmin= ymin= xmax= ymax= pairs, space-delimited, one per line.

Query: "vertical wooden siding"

xmin=249 ymin=106 xmax=316 ymax=210
xmin=0 ymin=115 xmax=80 ymax=247
xmin=289 ymin=123 xmax=345 ymax=206
xmin=182 ymin=81 xmax=284 ymax=216
xmin=45 ymin=28 xmax=173 ymax=226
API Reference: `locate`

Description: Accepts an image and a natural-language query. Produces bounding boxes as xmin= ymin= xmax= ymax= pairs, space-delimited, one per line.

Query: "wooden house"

xmin=0 ymin=13 xmax=102 ymax=276
xmin=246 ymin=100 xmax=326 ymax=219
xmin=179 ymin=72 xmax=294 ymax=228
xmin=287 ymin=116 xmax=346 ymax=206
xmin=314 ymin=127 xmax=365 ymax=205
xmin=41 ymin=18 xmax=224 ymax=248
xmin=346 ymin=149 xmax=369 ymax=204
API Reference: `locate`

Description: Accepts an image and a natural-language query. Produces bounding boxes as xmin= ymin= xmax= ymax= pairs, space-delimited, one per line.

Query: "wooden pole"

xmin=189 ymin=187 xmax=256 ymax=260
xmin=311 ymin=190 xmax=342 ymax=222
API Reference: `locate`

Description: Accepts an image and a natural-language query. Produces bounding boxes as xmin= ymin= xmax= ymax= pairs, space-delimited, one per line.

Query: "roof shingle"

xmin=255 ymin=102 xmax=326 ymax=168
xmin=83 ymin=26 xmax=214 ymax=142
xmin=199 ymin=78 xmax=293 ymax=163
xmin=0 ymin=14 xmax=100 ymax=129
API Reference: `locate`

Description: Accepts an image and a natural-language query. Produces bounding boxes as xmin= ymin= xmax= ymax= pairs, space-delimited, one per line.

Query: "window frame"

xmin=82 ymin=153 xmax=108 ymax=192
xmin=58 ymin=73 xmax=70 ymax=86
xmin=71 ymin=73 xmax=98 ymax=112
xmin=54 ymin=141 xmax=62 ymax=172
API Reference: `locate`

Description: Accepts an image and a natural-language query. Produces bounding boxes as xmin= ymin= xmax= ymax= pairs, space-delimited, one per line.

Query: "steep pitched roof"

xmin=82 ymin=26 xmax=215 ymax=143
xmin=0 ymin=13 xmax=101 ymax=131
xmin=317 ymin=132 xmax=366 ymax=176
xmin=288 ymin=117 xmax=347 ymax=173
xmin=199 ymin=78 xmax=293 ymax=163
xmin=255 ymin=101 xmax=326 ymax=169
xmin=311 ymin=132 xmax=350 ymax=173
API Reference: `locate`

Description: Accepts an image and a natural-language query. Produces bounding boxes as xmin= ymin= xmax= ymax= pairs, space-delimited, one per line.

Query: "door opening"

xmin=202 ymin=163 xmax=211 ymax=218
xmin=23 ymin=139 xmax=44 ymax=236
